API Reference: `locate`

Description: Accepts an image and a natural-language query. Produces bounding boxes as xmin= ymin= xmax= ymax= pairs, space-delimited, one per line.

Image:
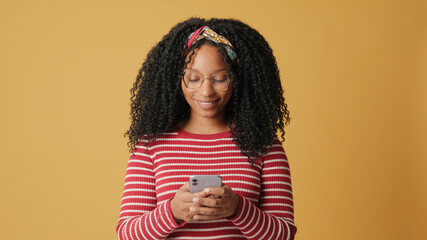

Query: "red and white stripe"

xmin=117 ymin=128 xmax=297 ymax=239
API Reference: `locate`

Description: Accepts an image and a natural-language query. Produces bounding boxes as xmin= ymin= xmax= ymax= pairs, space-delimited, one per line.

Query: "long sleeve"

xmin=229 ymin=141 xmax=297 ymax=239
xmin=116 ymin=143 xmax=184 ymax=240
xmin=116 ymin=130 xmax=297 ymax=239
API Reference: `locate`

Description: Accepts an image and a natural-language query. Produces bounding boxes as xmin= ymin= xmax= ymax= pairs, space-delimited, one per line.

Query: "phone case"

xmin=189 ymin=175 xmax=222 ymax=193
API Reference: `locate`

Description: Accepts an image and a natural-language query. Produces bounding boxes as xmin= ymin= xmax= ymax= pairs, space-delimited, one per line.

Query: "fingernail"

xmin=192 ymin=197 xmax=199 ymax=203
xmin=204 ymin=188 xmax=210 ymax=194
xmin=190 ymin=207 xmax=196 ymax=212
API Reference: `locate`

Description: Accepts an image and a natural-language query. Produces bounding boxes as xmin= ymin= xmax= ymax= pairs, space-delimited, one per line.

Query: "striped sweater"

xmin=116 ymin=128 xmax=297 ymax=239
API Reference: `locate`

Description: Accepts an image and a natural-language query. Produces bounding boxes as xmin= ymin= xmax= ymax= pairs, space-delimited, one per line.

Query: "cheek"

xmin=181 ymin=82 xmax=191 ymax=101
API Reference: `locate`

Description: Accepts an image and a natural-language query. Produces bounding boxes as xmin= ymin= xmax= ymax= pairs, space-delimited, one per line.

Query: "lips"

xmin=196 ymin=99 xmax=219 ymax=109
xmin=198 ymin=100 xmax=219 ymax=105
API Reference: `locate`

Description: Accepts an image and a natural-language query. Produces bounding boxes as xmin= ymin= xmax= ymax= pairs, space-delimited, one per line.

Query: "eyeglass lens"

xmin=183 ymin=71 xmax=230 ymax=90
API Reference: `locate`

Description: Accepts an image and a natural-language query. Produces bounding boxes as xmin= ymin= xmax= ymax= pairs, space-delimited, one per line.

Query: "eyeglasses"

xmin=182 ymin=70 xmax=231 ymax=91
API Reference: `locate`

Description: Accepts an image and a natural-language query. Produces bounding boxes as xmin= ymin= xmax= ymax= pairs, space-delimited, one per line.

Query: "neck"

xmin=179 ymin=114 xmax=230 ymax=134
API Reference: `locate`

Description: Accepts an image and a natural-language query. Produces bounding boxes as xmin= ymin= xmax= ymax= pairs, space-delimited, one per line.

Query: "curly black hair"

xmin=125 ymin=17 xmax=290 ymax=161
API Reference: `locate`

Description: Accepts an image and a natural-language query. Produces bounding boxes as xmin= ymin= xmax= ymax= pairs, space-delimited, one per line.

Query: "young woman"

xmin=117 ymin=18 xmax=297 ymax=240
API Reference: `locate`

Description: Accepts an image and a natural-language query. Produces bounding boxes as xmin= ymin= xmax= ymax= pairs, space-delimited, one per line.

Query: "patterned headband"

xmin=184 ymin=26 xmax=238 ymax=63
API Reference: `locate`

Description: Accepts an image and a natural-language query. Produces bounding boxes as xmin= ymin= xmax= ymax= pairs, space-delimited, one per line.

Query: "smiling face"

xmin=181 ymin=44 xmax=233 ymax=126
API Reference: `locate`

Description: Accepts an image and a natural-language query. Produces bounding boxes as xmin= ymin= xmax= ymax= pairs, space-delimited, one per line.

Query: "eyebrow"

xmin=185 ymin=68 xmax=229 ymax=73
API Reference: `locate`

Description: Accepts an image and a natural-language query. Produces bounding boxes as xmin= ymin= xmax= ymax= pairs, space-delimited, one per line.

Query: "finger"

xmin=172 ymin=201 xmax=199 ymax=222
xmin=177 ymin=192 xmax=197 ymax=203
xmin=192 ymin=191 xmax=209 ymax=198
xmin=192 ymin=196 xmax=222 ymax=207
xmin=193 ymin=206 xmax=224 ymax=216
xmin=175 ymin=188 xmax=196 ymax=203
xmin=221 ymin=184 xmax=233 ymax=192
xmin=193 ymin=214 xmax=223 ymax=221
xmin=180 ymin=204 xmax=201 ymax=222
xmin=204 ymin=187 xmax=225 ymax=196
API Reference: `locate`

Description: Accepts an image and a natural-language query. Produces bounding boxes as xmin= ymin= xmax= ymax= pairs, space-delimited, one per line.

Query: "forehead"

xmin=185 ymin=44 xmax=228 ymax=74
xmin=186 ymin=68 xmax=228 ymax=74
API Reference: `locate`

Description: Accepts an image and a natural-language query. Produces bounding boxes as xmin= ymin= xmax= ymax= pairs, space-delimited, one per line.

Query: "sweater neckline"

xmin=174 ymin=126 xmax=232 ymax=139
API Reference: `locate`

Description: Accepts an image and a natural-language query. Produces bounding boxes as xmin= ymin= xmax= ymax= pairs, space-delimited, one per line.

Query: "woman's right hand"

xmin=170 ymin=183 xmax=199 ymax=223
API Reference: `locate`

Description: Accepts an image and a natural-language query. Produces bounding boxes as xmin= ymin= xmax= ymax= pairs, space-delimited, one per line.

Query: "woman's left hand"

xmin=190 ymin=184 xmax=239 ymax=221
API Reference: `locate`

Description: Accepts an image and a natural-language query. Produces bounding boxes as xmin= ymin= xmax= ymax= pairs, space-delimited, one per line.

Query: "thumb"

xmin=180 ymin=183 xmax=190 ymax=192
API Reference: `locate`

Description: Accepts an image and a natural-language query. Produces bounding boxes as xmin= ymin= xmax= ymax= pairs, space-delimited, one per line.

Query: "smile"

xmin=198 ymin=100 xmax=219 ymax=105
xmin=195 ymin=99 xmax=220 ymax=109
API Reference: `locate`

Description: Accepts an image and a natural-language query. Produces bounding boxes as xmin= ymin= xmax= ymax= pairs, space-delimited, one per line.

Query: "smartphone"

xmin=189 ymin=175 xmax=222 ymax=193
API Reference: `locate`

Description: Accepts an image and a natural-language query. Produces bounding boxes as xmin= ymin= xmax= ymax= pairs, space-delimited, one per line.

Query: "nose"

xmin=199 ymin=78 xmax=215 ymax=96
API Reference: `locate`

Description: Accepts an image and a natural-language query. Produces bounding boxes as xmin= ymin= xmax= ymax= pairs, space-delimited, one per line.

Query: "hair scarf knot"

xmin=184 ymin=26 xmax=238 ymax=64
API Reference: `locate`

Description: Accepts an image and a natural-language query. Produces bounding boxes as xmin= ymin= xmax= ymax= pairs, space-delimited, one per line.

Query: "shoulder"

xmin=260 ymin=136 xmax=287 ymax=162
xmin=136 ymin=129 xmax=181 ymax=148
xmin=130 ymin=129 xmax=180 ymax=155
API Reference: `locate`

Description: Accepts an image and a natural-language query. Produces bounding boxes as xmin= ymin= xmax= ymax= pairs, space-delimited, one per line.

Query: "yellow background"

xmin=1 ymin=0 xmax=426 ymax=239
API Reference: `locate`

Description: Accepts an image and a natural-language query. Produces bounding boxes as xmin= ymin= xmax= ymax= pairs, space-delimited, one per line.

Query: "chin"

xmin=198 ymin=111 xmax=219 ymax=118
xmin=193 ymin=109 xmax=223 ymax=119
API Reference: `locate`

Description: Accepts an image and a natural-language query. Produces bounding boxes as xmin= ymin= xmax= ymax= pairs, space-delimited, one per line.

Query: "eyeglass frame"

xmin=181 ymin=69 xmax=232 ymax=91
